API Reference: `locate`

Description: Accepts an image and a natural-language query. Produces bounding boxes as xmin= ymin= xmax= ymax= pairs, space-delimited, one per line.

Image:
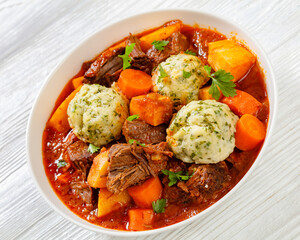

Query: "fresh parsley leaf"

xmin=152 ymin=199 xmax=166 ymax=213
xmin=127 ymin=114 xmax=139 ymax=121
xmin=152 ymin=40 xmax=169 ymax=50
xmin=204 ymin=65 xmax=236 ymax=100
xmin=128 ymin=139 xmax=146 ymax=147
xmin=185 ymin=49 xmax=197 ymax=56
xmin=118 ymin=43 xmax=136 ymax=69
xmin=57 ymin=159 xmax=67 ymax=169
xmin=88 ymin=143 xmax=100 ymax=153
xmin=161 ymin=169 xmax=193 ymax=186
xmin=158 ymin=64 xmax=168 ymax=82
xmin=183 ymin=70 xmax=192 ymax=78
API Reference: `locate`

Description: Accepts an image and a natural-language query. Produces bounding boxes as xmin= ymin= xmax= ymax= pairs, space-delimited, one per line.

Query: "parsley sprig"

xmin=57 ymin=159 xmax=67 ymax=169
xmin=152 ymin=40 xmax=169 ymax=50
xmin=118 ymin=43 xmax=136 ymax=70
xmin=88 ymin=143 xmax=100 ymax=153
xmin=128 ymin=139 xmax=146 ymax=147
xmin=127 ymin=114 xmax=139 ymax=121
xmin=183 ymin=69 xmax=191 ymax=78
xmin=158 ymin=64 xmax=168 ymax=82
xmin=204 ymin=66 xmax=236 ymax=100
xmin=185 ymin=49 xmax=197 ymax=56
xmin=161 ymin=169 xmax=193 ymax=187
xmin=152 ymin=199 xmax=166 ymax=213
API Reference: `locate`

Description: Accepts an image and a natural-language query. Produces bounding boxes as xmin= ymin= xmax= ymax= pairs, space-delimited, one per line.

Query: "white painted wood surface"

xmin=0 ymin=0 xmax=299 ymax=239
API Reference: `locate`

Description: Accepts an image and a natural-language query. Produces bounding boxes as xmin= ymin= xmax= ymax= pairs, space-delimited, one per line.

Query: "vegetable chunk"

xmin=127 ymin=176 xmax=162 ymax=208
xmin=140 ymin=20 xmax=182 ymax=51
xmin=208 ymin=40 xmax=256 ymax=82
xmin=199 ymin=86 xmax=224 ymax=100
xmin=98 ymin=188 xmax=131 ymax=217
xmin=87 ymin=149 xmax=109 ymax=188
xmin=130 ymin=93 xmax=173 ymax=126
xmin=118 ymin=69 xmax=152 ymax=98
xmin=47 ymin=86 xmax=82 ymax=132
xmin=128 ymin=209 xmax=154 ymax=231
xmin=72 ymin=76 xmax=84 ymax=89
xmin=221 ymin=89 xmax=262 ymax=116
xmin=235 ymin=114 xmax=266 ymax=151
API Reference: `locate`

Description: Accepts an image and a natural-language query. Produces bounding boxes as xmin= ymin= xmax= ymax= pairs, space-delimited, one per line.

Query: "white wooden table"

xmin=1 ymin=0 xmax=299 ymax=239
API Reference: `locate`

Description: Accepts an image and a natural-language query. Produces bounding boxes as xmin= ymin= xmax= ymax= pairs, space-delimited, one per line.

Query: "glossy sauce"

xmin=43 ymin=24 xmax=269 ymax=231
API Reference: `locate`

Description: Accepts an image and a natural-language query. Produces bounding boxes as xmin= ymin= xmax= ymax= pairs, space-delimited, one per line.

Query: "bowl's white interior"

xmin=27 ymin=9 xmax=276 ymax=237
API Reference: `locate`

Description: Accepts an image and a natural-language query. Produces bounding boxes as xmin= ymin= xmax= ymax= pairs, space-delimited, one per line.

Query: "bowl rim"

xmin=26 ymin=8 xmax=277 ymax=237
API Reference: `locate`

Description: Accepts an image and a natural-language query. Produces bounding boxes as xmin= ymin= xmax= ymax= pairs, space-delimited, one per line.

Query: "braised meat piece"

xmin=66 ymin=140 xmax=95 ymax=178
xmin=70 ymin=181 xmax=97 ymax=210
xmin=84 ymin=47 xmax=125 ymax=87
xmin=162 ymin=176 xmax=192 ymax=204
xmin=126 ymin=33 xmax=153 ymax=74
xmin=107 ymin=142 xmax=172 ymax=193
xmin=146 ymin=32 xmax=189 ymax=67
xmin=178 ymin=162 xmax=231 ymax=201
xmin=144 ymin=142 xmax=172 ymax=174
xmin=122 ymin=119 xmax=167 ymax=144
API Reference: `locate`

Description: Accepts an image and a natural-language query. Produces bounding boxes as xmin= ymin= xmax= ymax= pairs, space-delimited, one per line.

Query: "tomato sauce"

xmin=42 ymin=22 xmax=269 ymax=231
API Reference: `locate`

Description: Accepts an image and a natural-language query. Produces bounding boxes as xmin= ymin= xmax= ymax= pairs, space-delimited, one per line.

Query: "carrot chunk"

xmin=139 ymin=20 xmax=182 ymax=51
xmin=235 ymin=114 xmax=266 ymax=151
xmin=130 ymin=93 xmax=173 ymax=126
xmin=127 ymin=176 xmax=162 ymax=208
xmin=128 ymin=209 xmax=154 ymax=231
xmin=118 ymin=69 xmax=152 ymax=99
xmin=221 ymin=90 xmax=262 ymax=116
xmin=72 ymin=76 xmax=84 ymax=89
xmin=47 ymin=86 xmax=82 ymax=132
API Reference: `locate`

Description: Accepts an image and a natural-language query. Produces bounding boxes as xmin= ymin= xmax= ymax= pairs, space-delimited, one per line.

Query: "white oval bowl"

xmin=27 ymin=9 xmax=277 ymax=237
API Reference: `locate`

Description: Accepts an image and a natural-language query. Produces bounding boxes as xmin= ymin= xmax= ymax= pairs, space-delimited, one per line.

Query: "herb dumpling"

xmin=152 ymin=53 xmax=209 ymax=105
xmin=167 ymin=100 xmax=238 ymax=164
xmin=67 ymin=84 xmax=128 ymax=146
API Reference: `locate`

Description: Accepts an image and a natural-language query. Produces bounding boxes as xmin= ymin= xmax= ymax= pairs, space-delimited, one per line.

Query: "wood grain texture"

xmin=0 ymin=0 xmax=299 ymax=239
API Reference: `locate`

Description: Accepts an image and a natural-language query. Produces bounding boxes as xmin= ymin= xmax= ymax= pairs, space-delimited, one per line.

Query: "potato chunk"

xmin=199 ymin=86 xmax=224 ymax=100
xmin=130 ymin=93 xmax=173 ymax=126
xmin=98 ymin=188 xmax=131 ymax=217
xmin=87 ymin=149 xmax=109 ymax=188
xmin=208 ymin=40 xmax=256 ymax=82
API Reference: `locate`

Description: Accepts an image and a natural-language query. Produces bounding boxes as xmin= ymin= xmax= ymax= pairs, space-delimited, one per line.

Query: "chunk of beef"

xmin=122 ymin=119 xmax=167 ymax=144
xmin=107 ymin=142 xmax=172 ymax=193
xmin=178 ymin=162 xmax=231 ymax=202
xmin=84 ymin=47 xmax=125 ymax=87
xmin=70 ymin=181 xmax=97 ymax=210
xmin=191 ymin=29 xmax=226 ymax=65
xmin=66 ymin=140 xmax=95 ymax=178
xmin=144 ymin=142 xmax=172 ymax=175
xmin=62 ymin=130 xmax=78 ymax=149
xmin=162 ymin=175 xmax=192 ymax=204
xmin=146 ymin=32 xmax=189 ymax=67
xmin=125 ymin=33 xmax=153 ymax=74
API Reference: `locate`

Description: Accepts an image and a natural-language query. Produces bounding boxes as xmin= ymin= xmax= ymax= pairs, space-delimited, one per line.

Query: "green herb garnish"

xmin=204 ymin=66 xmax=236 ymax=100
xmin=57 ymin=159 xmax=67 ymax=169
xmin=183 ymin=69 xmax=191 ymax=78
xmin=152 ymin=40 xmax=169 ymax=50
xmin=127 ymin=114 xmax=139 ymax=121
xmin=118 ymin=43 xmax=136 ymax=70
xmin=158 ymin=64 xmax=168 ymax=82
xmin=128 ymin=139 xmax=146 ymax=147
xmin=152 ymin=199 xmax=166 ymax=213
xmin=88 ymin=143 xmax=100 ymax=153
xmin=161 ymin=169 xmax=193 ymax=186
xmin=185 ymin=49 xmax=197 ymax=56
